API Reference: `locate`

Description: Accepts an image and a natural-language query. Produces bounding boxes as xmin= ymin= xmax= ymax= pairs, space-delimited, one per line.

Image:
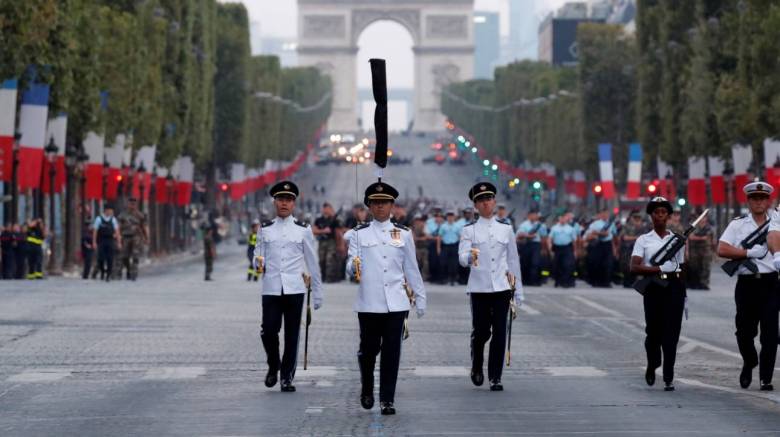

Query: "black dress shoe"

xmin=470 ymin=368 xmax=484 ymax=386
xmin=280 ymin=380 xmax=296 ymax=392
xmin=264 ymin=369 xmax=278 ymax=388
xmin=360 ymin=393 xmax=374 ymax=410
xmin=760 ymin=382 xmax=774 ymax=391
xmin=645 ymin=366 xmax=656 ymax=386
xmin=380 ymin=402 xmax=395 ymax=415
xmin=740 ymin=365 xmax=753 ymax=389
xmin=664 ymin=382 xmax=675 ymax=392
xmin=489 ymin=380 xmax=503 ymax=391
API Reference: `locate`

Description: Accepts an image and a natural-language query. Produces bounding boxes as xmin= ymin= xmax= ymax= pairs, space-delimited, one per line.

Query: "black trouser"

xmin=587 ymin=241 xmax=613 ymax=286
xmin=427 ymin=240 xmax=441 ymax=282
xmin=553 ymin=244 xmax=575 ymax=287
xmin=441 ymin=243 xmax=459 ymax=284
xmin=470 ymin=290 xmax=512 ymax=383
xmin=735 ymin=274 xmax=779 ymax=383
xmin=357 ymin=311 xmax=407 ymax=403
xmin=643 ymin=276 xmax=685 ymax=383
xmin=521 ymin=241 xmax=542 ymax=285
xmin=26 ymin=243 xmax=42 ymax=278
xmin=261 ymin=293 xmax=304 ymax=382
xmin=97 ymin=240 xmax=115 ymax=279
xmin=82 ymin=250 xmax=94 ymax=279
xmin=1 ymin=249 xmax=14 ymax=279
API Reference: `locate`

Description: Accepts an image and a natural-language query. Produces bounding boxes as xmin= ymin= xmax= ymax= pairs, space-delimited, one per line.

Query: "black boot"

xmin=740 ymin=364 xmax=753 ymax=389
xmin=280 ymin=379 xmax=296 ymax=392
xmin=264 ymin=368 xmax=278 ymax=388
xmin=380 ymin=402 xmax=395 ymax=415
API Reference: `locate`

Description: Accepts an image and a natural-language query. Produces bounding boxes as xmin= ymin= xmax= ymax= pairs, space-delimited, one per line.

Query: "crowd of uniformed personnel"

xmin=0 ymin=218 xmax=46 ymax=279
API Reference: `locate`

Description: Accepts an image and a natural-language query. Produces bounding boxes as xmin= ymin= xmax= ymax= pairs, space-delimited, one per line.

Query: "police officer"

xmin=585 ymin=208 xmax=617 ymax=287
xmin=439 ymin=210 xmax=462 ymax=286
xmin=548 ymin=213 xmax=577 ymax=288
xmin=247 ymin=220 xmax=260 ymax=281
xmin=346 ymin=181 xmax=426 ymax=415
xmin=93 ymin=205 xmax=121 ymax=282
xmin=516 ymin=210 xmax=547 ymax=286
xmin=255 ymin=181 xmax=323 ymax=393
xmin=630 ymin=197 xmax=685 ymax=391
xmin=458 ymin=182 xmax=523 ymax=391
xmin=724 ymin=182 xmax=778 ymax=391
xmin=118 ymin=197 xmax=148 ymax=281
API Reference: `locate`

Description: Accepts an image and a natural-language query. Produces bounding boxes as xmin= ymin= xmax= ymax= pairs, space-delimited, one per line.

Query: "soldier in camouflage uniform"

xmin=117 ymin=198 xmax=149 ymax=281
xmin=687 ymin=210 xmax=713 ymax=290
xmin=618 ymin=210 xmax=646 ymax=288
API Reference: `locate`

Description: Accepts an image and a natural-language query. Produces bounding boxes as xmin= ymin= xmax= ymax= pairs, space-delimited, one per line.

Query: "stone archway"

xmin=297 ymin=0 xmax=475 ymax=133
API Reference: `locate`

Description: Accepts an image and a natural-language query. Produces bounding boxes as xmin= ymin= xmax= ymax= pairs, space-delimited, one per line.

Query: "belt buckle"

xmin=660 ymin=273 xmax=667 ymax=280
xmin=755 ymin=272 xmax=762 ymax=279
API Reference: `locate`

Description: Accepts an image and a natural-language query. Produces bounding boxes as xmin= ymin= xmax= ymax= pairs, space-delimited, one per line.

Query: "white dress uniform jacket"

xmin=254 ymin=215 xmax=323 ymax=303
xmin=458 ymin=216 xmax=524 ymax=301
xmin=346 ymin=219 xmax=427 ymax=313
xmin=631 ymin=229 xmax=685 ymax=271
xmin=720 ymin=215 xmax=774 ymax=274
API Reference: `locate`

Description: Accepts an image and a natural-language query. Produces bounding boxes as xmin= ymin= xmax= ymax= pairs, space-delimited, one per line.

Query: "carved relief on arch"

xmin=351 ymin=9 xmax=420 ymax=45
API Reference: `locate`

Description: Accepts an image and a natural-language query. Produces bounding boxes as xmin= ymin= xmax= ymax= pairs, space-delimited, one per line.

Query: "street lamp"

xmin=44 ymin=138 xmax=58 ymax=272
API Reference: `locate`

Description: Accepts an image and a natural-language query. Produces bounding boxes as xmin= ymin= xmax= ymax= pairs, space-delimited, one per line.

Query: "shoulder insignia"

xmin=496 ymin=218 xmax=512 ymax=225
xmin=354 ymin=223 xmax=370 ymax=232
xmin=294 ymin=219 xmax=308 ymax=228
xmin=463 ymin=220 xmax=477 ymax=227
xmin=730 ymin=215 xmax=747 ymax=222
xmin=261 ymin=220 xmax=274 ymax=228
xmin=393 ymin=223 xmax=409 ymax=231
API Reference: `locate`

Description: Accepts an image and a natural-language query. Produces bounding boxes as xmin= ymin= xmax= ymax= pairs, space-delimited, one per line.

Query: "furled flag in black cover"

xmin=370 ymin=58 xmax=388 ymax=174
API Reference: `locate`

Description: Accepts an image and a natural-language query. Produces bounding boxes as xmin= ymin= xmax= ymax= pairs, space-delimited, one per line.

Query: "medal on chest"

xmin=389 ymin=228 xmax=402 ymax=246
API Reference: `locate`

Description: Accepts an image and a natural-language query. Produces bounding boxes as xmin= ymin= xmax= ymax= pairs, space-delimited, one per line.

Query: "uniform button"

xmin=383 ymin=256 xmax=386 ymax=259
xmin=491 ymin=258 xmax=495 ymax=261
xmin=384 ymin=269 xmax=387 ymax=272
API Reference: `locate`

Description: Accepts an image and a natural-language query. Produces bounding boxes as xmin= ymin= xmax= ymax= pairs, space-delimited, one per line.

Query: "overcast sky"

xmin=225 ymin=0 xmax=569 ymax=88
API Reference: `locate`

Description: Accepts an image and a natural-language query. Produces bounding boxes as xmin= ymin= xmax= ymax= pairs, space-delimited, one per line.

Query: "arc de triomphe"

xmin=297 ymin=0 xmax=475 ymax=133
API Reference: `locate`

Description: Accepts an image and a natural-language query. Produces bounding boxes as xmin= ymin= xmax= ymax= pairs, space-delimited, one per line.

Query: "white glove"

xmin=313 ymin=298 xmax=322 ymax=310
xmin=416 ymin=308 xmax=425 ymax=318
xmin=747 ymin=245 xmax=767 ymax=259
xmin=659 ymin=260 xmax=678 ymax=273
xmin=773 ymin=252 xmax=780 ymax=271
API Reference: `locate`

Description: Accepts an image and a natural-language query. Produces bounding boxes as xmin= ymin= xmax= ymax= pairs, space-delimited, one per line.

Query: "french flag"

xmin=764 ymin=138 xmax=780 ymax=192
xmin=626 ymin=143 xmax=642 ymax=199
xmin=42 ymin=113 xmax=67 ymax=194
xmin=732 ymin=144 xmax=752 ymax=203
xmin=83 ymin=131 xmax=105 ymax=200
xmin=133 ymin=145 xmax=156 ymax=202
xmin=598 ymin=143 xmax=615 ymax=199
xmin=0 ymin=79 xmax=17 ymax=182
xmin=17 ymin=79 xmax=50 ymax=189
xmin=175 ymin=156 xmax=193 ymax=207
xmin=155 ymin=166 xmax=169 ymax=204
xmin=657 ymin=158 xmax=675 ymax=199
xmin=707 ymin=156 xmax=726 ymax=205
xmin=230 ymin=163 xmax=245 ymax=200
xmin=104 ymin=135 xmax=126 ymax=200
xmin=542 ymin=162 xmax=556 ymax=189
xmin=687 ymin=157 xmax=707 ymax=206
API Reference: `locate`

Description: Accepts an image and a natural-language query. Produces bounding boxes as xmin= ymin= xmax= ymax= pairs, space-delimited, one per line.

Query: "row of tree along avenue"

xmin=0 ymin=1 xmax=332 ymax=273
xmin=442 ymin=0 xmax=780 ymax=219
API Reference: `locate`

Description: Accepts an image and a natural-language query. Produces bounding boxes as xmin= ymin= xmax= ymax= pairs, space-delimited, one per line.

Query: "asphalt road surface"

xmin=2 ymin=242 xmax=780 ymax=436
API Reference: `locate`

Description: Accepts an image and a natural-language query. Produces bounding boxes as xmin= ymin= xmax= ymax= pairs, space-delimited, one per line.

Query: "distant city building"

xmin=536 ymin=0 xmax=634 ymax=66
xmin=258 ymin=37 xmax=298 ymax=67
xmin=507 ymin=0 xmax=538 ymax=62
xmin=473 ymin=11 xmax=500 ymax=78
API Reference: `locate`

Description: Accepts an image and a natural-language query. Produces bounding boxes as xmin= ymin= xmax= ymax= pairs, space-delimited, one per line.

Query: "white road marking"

xmin=546 ymin=366 xmax=607 ymax=377
xmin=142 ymin=367 xmax=206 ymax=380
xmin=676 ymin=376 xmax=780 ymax=404
xmin=315 ymin=380 xmax=333 ymax=387
xmin=413 ymin=366 xmax=469 ymax=377
xmin=305 ymin=406 xmax=324 ymax=414
xmin=7 ymin=368 xmax=72 ymax=382
xmin=519 ymin=304 xmax=541 ymax=316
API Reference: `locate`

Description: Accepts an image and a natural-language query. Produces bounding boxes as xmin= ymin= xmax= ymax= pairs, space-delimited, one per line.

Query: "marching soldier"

xmin=726 ymin=182 xmax=778 ymax=391
xmin=346 ymin=181 xmax=426 ymax=415
xmin=247 ymin=220 xmax=260 ymax=281
xmin=516 ymin=210 xmax=547 ymax=286
xmin=458 ymin=182 xmax=523 ymax=391
xmin=117 ymin=197 xmax=148 ymax=281
xmin=630 ymin=197 xmax=686 ymax=391
xmin=255 ymin=181 xmax=323 ymax=393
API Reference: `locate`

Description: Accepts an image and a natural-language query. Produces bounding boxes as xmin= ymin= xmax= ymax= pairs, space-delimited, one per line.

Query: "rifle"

xmin=506 ymin=272 xmax=518 ymax=366
xmin=402 ymin=281 xmax=416 ymax=340
xmin=302 ymin=273 xmax=312 ymax=370
xmin=633 ymin=209 xmax=709 ymax=295
xmin=721 ymin=219 xmax=770 ymax=276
